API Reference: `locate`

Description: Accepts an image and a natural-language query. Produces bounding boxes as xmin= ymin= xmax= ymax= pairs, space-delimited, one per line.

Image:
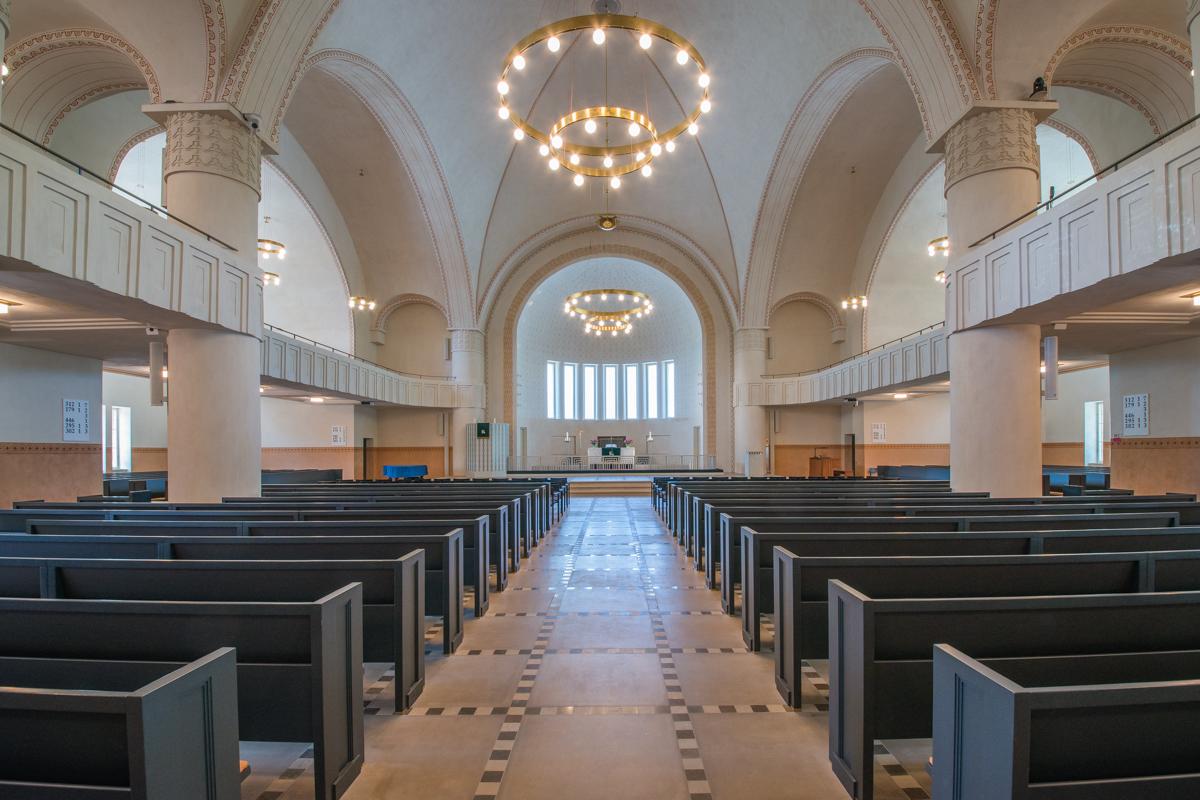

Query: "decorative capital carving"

xmin=450 ymin=328 xmax=485 ymax=354
xmin=943 ymin=108 xmax=1039 ymax=193
xmin=734 ymin=327 xmax=769 ymax=353
xmin=163 ymin=111 xmax=261 ymax=195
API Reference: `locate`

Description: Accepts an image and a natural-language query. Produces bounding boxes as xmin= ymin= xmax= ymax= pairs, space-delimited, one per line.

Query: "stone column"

xmin=450 ymin=329 xmax=486 ymax=476
xmin=158 ymin=107 xmax=264 ymax=500
xmin=945 ymin=107 xmax=1044 ymax=496
xmin=1190 ymin=0 xmax=1200 ymax=112
xmin=733 ymin=328 xmax=769 ymax=475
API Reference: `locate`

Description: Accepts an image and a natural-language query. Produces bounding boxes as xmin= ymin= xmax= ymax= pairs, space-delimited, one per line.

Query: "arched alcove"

xmin=374 ymin=300 xmax=451 ymax=377
xmin=766 ymin=297 xmax=843 ymax=375
xmin=514 ymin=258 xmax=702 ymax=467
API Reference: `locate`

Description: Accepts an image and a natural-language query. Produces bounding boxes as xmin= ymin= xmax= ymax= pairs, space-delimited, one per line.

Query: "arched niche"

xmin=372 ymin=296 xmax=452 ymax=378
xmin=766 ymin=295 xmax=845 ymax=375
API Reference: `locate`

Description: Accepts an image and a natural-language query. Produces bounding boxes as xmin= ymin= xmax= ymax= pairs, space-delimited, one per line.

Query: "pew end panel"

xmin=827 ymin=580 xmax=875 ymax=800
xmin=393 ymin=551 xmax=426 ymax=711
xmin=773 ymin=546 xmax=805 ymax=708
xmin=314 ymin=583 xmax=366 ymax=798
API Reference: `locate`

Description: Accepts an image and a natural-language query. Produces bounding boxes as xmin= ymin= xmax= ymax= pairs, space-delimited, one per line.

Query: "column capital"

xmin=145 ymin=103 xmax=264 ymax=197
xmin=943 ymin=106 xmax=1043 ymax=193
xmin=733 ymin=327 xmax=769 ymax=353
xmin=449 ymin=328 xmax=485 ymax=353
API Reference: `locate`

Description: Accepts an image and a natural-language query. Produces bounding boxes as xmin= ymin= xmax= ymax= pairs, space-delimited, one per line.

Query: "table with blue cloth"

xmin=601 ymin=444 xmax=621 ymax=457
xmin=382 ymin=464 xmax=429 ymax=480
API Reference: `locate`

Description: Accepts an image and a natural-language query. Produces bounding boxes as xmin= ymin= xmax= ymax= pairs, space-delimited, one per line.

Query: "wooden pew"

xmin=18 ymin=521 xmax=465 ymax=654
xmin=826 ymin=584 xmax=1200 ymax=800
xmin=0 ymin=586 xmax=364 ymax=800
xmin=772 ymin=545 xmax=1200 ymax=705
xmin=724 ymin=511 xmax=1181 ymax=617
xmin=932 ymin=643 xmax=1200 ymax=799
xmin=0 ymin=647 xmax=241 ymax=799
xmin=0 ymin=552 xmax=426 ymax=710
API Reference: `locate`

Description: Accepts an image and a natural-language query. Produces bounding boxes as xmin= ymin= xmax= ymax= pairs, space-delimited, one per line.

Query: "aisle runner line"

xmin=627 ymin=498 xmax=715 ymax=800
xmin=470 ymin=499 xmax=584 ymax=800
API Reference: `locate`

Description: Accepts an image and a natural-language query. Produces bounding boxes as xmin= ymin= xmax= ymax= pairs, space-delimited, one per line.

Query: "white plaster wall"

xmin=1051 ymin=86 xmax=1156 ymax=167
xmin=102 ymin=372 xmax=167 ymax=447
xmin=0 ymin=343 xmax=101 ymax=443
xmin=376 ymin=407 xmax=448 ymax=448
xmin=260 ymin=398 xmax=357 ymax=447
xmin=50 ymin=89 xmax=154 ymax=180
xmin=860 ymin=393 xmax=950 ymax=444
xmin=1042 ymin=366 xmax=1110 ymax=443
xmin=515 ymin=259 xmax=702 ymax=458
xmin=773 ymin=405 xmax=843 ymax=442
xmin=1037 ymin=124 xmax=1095 ymax=204
xmin=1110 ymin=338 xmax=1200 ymax=437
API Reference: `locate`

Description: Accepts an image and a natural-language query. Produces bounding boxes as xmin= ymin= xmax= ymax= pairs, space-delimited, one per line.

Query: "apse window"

xmin=546 ymin=361 xmax=559 ymax=419
xmin=1084 ymin=400 xmax=1105 ymax=466
xmin=563 ymin=363 xmax=577 ymax=420
xmin=603 ymin=364 xmax=619 ymax=420
xmin=624 ymin=364 xmax=639 ymax=420
xmin=582 ymin=364 xmax=598 ymax=420
xmin=645 ymin=362 xmax=659 ymax=419
xmin=664 ymin=360 xmax=676 ymax=418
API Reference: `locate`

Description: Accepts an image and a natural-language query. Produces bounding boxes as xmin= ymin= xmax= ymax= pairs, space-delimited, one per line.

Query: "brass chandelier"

xmin=497 ymin=13 xmax=711 ymax=188
xmin=563 ymin=288 xmax=654 ymax=336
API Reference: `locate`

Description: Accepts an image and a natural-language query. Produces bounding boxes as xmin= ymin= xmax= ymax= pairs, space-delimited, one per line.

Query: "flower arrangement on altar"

xmin=622 ymin=438 xmax=633 ymax=447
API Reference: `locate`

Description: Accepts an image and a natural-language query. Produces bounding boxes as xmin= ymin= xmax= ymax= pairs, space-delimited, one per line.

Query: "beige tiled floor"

xmin=246 ymin=496 xmax=930 ymax=800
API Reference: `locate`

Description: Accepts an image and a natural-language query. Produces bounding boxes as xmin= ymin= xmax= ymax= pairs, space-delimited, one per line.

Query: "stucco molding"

xmin=943 ymin=107 xmax=1039 ymax=193
xmin=1045 ymin=25 xmax=1192 ymax=82
xmin=450 ymin=328 xmax=484 ymax=354
xmin=5 ymin=28 xmax=161 ymax=102
xmin=974 ymin=0 xmax=998 ymax=99
xmin=163 ymin=110 xmax=263 ymax=195
xmin=198 ymin=0 xmax=227 ymax=101
xmin=768 ymin=291 xmax=847 ymax=334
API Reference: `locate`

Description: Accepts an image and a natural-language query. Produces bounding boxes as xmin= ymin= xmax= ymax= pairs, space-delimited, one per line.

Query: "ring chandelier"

xmin=497 ymin=14 xmax=711 ymax=188
xmin=563 ymin=288 xmax=654 ymax=336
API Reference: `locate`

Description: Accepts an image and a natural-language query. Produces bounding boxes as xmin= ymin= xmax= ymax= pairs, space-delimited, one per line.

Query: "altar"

xmin=586 ymin=443 xmax=635 ymax=469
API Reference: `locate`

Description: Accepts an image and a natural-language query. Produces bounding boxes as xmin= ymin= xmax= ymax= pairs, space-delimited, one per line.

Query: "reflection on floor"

xmin=240 ymin=497 xmax=932 ymax=799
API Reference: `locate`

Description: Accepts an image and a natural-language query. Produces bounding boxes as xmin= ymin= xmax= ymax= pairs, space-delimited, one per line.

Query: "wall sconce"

xmin=928 ymin=235 xmax=950 ymax=257
xmin=841 ymin=295 xmax=868 ymax=310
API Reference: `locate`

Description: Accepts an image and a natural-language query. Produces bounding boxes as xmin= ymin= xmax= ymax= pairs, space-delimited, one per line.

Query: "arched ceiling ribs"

xmin=297 ymin=49 xmax=474 ymax=329
xmin=974 ymin=0 xmax=998 ymax=98
xmin=741 ymin=49 xmax=898 ymax=329
xmin=198 ymin=0 xmax=227 ymax=100
xmin=372 ymin=294 xmax=449 ymax=335
xmin=477 ymin=214 xmax=737 ymax=332
xmin=854 ymin=0 xmax=979 ymax=141
xmin=5 ymin=27 xmax=161 ymax=100
xmin=219 ymin=0 xmax=342 ymax=145
xmin=1045 ymin=25 xmax=1191 ymax=79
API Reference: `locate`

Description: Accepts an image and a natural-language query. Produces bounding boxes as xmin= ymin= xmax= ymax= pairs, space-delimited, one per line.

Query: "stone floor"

xmin=240 ymin=496 xmax=933 ymax=800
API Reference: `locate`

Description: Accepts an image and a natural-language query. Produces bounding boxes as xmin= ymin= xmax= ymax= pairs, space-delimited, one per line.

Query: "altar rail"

xmin=514 ymin=454 xmax=719 ymax=471
xmin=261 ymin=324 xmax=478 ymax=408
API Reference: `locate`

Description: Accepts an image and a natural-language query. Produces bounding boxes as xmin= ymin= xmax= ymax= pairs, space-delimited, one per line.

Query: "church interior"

xmin=2 ymin=0 xmax=1200 ymax=797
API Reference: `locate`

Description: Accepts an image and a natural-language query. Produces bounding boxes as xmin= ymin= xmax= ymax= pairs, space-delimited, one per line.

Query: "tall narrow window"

xmin=624 ymin=364 xmax=639 ymax=420
xmin=645 ymin=362 xmax=659 ymax=419
xmin=664 ymin=360 xmax=676 ymax=418
xmin=111 ymin=406 xmax=132 ymax=472
xmin=562 ymin=363 xmax=577 ymax=420
xmin=546 ymin=361 xmax=559 ymax=419
xmin=1084 ymin=400 xmax=1105 ymax=465
xmin=603 ymin=364 xmax=618 ymax=420
xmin=583 ymin=364 xmax=598 ymax=420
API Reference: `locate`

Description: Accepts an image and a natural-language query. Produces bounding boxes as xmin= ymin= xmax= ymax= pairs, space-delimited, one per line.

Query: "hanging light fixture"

xmin=934 ymin=271 xmax=947 ymax=284
xmin=262 ymin=271 xmax=282 ymax=286
xmin=257 ymin=239 xmax=287 ymax=260
xmin=928 ymin=235 xmax=950 ymax=258
xmin=496 ymin=11 xmax=711 ymax=188
xmin=841 ymin=295 xmax=868 ymax=311
xmin=349 ymin=296 xmax=377 ymax=312
xmin=564 ymin=288 xmax=652 ymax=336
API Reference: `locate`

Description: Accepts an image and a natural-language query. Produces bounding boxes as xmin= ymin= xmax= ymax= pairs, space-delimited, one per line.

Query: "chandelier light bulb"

xmin=512 ymin=54 xmax=526 ymax=70
xmin=585 ymin=119 xmax=598 ymax=134
xmin=592 ymin=28 xmax=606 ymax=45
xmin=611 ymin=330 xmax=618 ymax=337
xmin=628 ymin=122 xmax=641 ymax=137
xmin=601 ymin=293 xmax=608 ymax=300
xmin=498 ymin=106 xmax=510 ymax=119
xmin=639 ymin=33 xmax=652 ymax=49
xmin=569 ymin=153 xmax=580 ymax=165
xmin=665 ymin=140 xmax=676 ymax=153
xmin=277 ymin=249 xmax=286 ymax=260
xmin=547 ymin=35 xmax=560 ymax=52
xmin=641 ymin=164 xmax=652 ymax=178
xmin=617 ymin=294 xmax=625 ymax=301
xmin=625 ymin=326 xmax=632 ymax=334
xmin=688 ymin=122 xmax=699 ymax=135
xmin=700 ymin=99 xmax=712 ymax=113
xmin=636 ymin=311 xmax=643 ymax=318
xmin=497 ymin=80 xmax=509 ymax=95
xmin=610 ymin=176 xmax=621 ymax=189
xmin=551 ymin=134 xmax=563 ymax=149
xmin=584 ymin=295 xmax=592 ymax=302
xmin=698 ymin=73 xmax=711 ymax=88
xmin=602 ymin=155 xmax=614 ymax=168
xmin=513 ymin=128 xmax=524 ymax=141
xmin=595 ymin=330 xmax=602 ymax=336
xmin=539 ymin=143 xmax=551 ymax=157
xmin=650 ymin=142 xmax=662 ymax=156
xmin=635 ymin=150 xmax=645 ymax=161
xmin=548 ymin=157 xmax=560 ymax=170
xmin=573 ymin=173 xmax=585 ymax=186
xmin=676 ymin=49 xmax=689 ymax=65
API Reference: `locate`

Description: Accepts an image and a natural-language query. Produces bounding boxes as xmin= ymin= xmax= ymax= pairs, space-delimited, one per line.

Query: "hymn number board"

xmin=62 ymin=399 xmax=90 ymax=442
xmin=1122 ymin=393 xmax=1149 ymax=436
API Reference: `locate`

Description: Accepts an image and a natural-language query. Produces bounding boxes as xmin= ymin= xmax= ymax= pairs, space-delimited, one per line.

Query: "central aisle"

xmin=335 ymin=496 xmax=926 ymax=800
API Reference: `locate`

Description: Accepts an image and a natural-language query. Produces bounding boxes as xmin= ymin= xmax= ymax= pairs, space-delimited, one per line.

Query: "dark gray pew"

xmin=0 ymin=647 xmax=240 ymax=799
xmin=724 ymin=511 xmax=1180 ymax=616
xmin=0 ymin=586 xmax=364 ymax=800
xmin=0 ymin=553 xmax=426 ymax=710
xmin=19 ymin=521 xmax=465 ymax=654
xmin=827 ymin=584 xmax=1200 ymax=800
xmin=773 ymin=545 xmax=1200 ymax=704
xmin=932 ymin=643 xmax=1200 ymax=800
